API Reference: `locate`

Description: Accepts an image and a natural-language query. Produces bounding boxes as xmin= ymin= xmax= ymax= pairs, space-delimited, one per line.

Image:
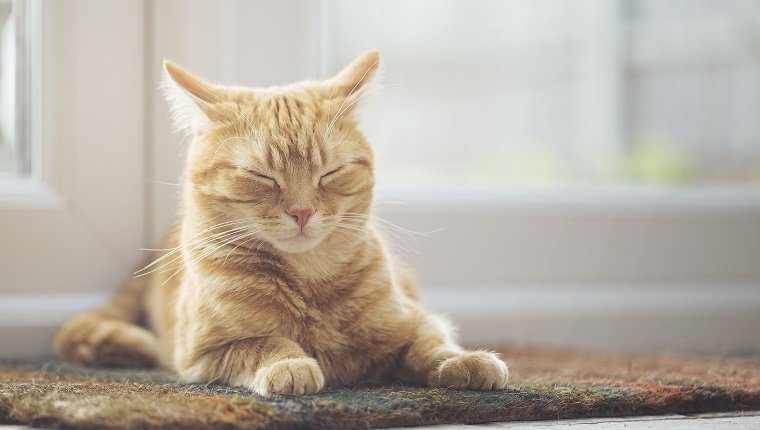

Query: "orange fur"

xmin=53 ymin=50 xmax=508 ymax=395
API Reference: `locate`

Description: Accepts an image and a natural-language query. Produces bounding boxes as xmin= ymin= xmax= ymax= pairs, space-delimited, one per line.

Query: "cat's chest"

xmin=218 ymin=261 xmax=407 ymax=347
xmin=277 ymin=280 xmax=372 ymax=337
xmin=264 ymin=277 xmax=400 ymax=345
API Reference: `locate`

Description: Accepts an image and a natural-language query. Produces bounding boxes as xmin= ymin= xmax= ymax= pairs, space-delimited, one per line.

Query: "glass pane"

xmin=0 ymin=0 xmax=15 ymax=173
xmin=324 ymin=0 xmax=760 ymax=189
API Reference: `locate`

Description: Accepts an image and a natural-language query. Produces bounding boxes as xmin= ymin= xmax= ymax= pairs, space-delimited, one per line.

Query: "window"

xmin=319 ymin=0 xmax=760 ymax=352
xmin=0 ymin=0 xmax=31 ymax=176
xmin=324 ymin=0 xmax=760 ymax=190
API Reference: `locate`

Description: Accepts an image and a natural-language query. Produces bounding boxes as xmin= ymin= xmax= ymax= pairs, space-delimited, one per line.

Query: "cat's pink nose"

xmin=288 ymin=208 xmax=315 ymax=228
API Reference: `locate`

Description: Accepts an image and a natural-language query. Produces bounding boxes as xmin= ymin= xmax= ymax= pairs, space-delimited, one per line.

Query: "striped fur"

xmin=53 ymin=50 xmax=508 ymax=395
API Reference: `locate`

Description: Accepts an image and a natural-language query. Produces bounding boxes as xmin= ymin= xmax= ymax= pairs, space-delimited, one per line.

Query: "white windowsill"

xmin=374 ymin=183 xmax=760 ymax=211
xmin=0 ymin=176 xmax=63 ymax=209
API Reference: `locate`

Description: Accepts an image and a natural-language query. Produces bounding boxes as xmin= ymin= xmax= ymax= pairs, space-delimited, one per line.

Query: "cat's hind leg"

xmin=395 ymin=313 xmax=509 ymax=390
xmin=53 ymin=278 xmax=159 ymax=368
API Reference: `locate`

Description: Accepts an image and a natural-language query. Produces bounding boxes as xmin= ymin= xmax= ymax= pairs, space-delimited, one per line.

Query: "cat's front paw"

xmin=430 ymin=351 xmax=509 ymax=390
xmin=253 ymin=357 xmax=325 ymax=396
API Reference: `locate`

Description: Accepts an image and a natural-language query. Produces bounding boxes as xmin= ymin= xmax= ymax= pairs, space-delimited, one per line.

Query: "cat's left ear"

xmin=327 ymin=49 xmax=380 ymax=97
xmin=161 ymin=60 xmax=224 ymax=135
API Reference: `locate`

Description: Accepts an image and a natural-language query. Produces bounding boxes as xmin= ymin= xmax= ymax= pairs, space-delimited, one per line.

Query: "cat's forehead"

xmin=222 ymin=88 xmax=324 ymax=137
xmin=248 ymin=94 xmax=324 ymax=163
xmin=259 ymin=93 xmax=322 ymax=129
xmin=205 ymin=85 xmax=368 ymax=173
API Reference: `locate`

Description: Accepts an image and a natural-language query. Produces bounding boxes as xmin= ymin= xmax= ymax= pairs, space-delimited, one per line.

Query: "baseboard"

xmin=1 ymin=284 xmax=759 ymax=358
xmin=425 ymin=284 xmax=760 ymax=356
xmin=0 ymin=292 xmax=109 ymax=358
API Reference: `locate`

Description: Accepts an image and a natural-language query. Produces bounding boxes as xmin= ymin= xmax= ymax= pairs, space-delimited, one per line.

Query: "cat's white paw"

xmin=430 ymin=351 xmax=509 ymax=390
xmin=253 ymin=357 xmax=325 ymax=396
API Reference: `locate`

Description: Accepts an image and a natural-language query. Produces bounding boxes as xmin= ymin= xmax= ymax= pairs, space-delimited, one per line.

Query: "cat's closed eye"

xmin=319 ymin=166 xmax=345 ymax=185
xmin=244 ymin=169 xmax=279 ymax=188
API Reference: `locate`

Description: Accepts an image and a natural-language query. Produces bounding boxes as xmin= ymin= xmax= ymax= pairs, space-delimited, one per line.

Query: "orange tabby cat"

xmin=53 ymin=50 xmax=509 ymax=395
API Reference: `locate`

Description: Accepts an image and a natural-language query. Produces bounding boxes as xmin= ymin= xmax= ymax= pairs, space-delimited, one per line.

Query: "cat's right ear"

xmin=161 ymin=60 xmax=222 ymax=136
xmin=327 ymin=49 xmax=380 ymax=97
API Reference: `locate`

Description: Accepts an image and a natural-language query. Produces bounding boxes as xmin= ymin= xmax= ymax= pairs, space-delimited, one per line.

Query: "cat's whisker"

xmin=326 ymin=85 xmax=389 ymax=140
xmin=244 ymin=237 xmax=267 ymax=257
xmin=191 ymin=226 xmax=254 ymax=248
xmin=148 ymin=180 xmax=183 ymax=187
xmin=324 ymin=59 xmax=378 ymax=141
xmin=324 ymin=82 xmax=397 ymax=142
xmin=213 ymin=135 xmax=249 ymax=158
xmin=354 ymin=220 xmax=424 ymax=250
xmin=189 ymin=230 xmax=260 ymax=268
xmin=330 ymin=225 xmax=380 ymax=252
xmin=190 ymin=225 xmax=259 ymax=253
xmin=342 ymin=212 xmax=443 ymax=237
xmin=338 ymin=222 xmax=420 ymax=259
xmin=136 ymin=235 xmax=232 ymax=277
xmin=135 ymin=223 xmax=252 ymax=277
xmin=160 ymin=264 xmax=184 ymax=287
xmin=193 ymin=213 xmax=225 ymax=228
xmin=135 ymin=219 xmax=250 ymax=275
xmin=330 ymin=215 xmax=426 ymax=259
xmin=325 ymin=71 xmax=369 ymax=139
xmin=152 ymin=261 xmax=186 ymax=277
xmin=223 ymin=233 xmax=263 ymax=265
xmin=330 ymin=228 xmax=362 ymax=249
xmin=159 ymin=225 xmax=252 ymax=282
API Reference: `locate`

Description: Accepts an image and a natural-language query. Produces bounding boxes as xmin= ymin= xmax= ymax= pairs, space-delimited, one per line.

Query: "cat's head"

xmin=162 ymin=50 xmax=380 ymax=254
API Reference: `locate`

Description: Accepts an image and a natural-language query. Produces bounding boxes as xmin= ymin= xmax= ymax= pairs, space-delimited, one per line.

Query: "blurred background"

xmin=1 ymin=0 xmax=759 ymax=357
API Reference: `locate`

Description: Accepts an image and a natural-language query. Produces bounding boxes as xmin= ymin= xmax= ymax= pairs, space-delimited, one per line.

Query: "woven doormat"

xmin=1 ymin=346 xmax=759 ymax=429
